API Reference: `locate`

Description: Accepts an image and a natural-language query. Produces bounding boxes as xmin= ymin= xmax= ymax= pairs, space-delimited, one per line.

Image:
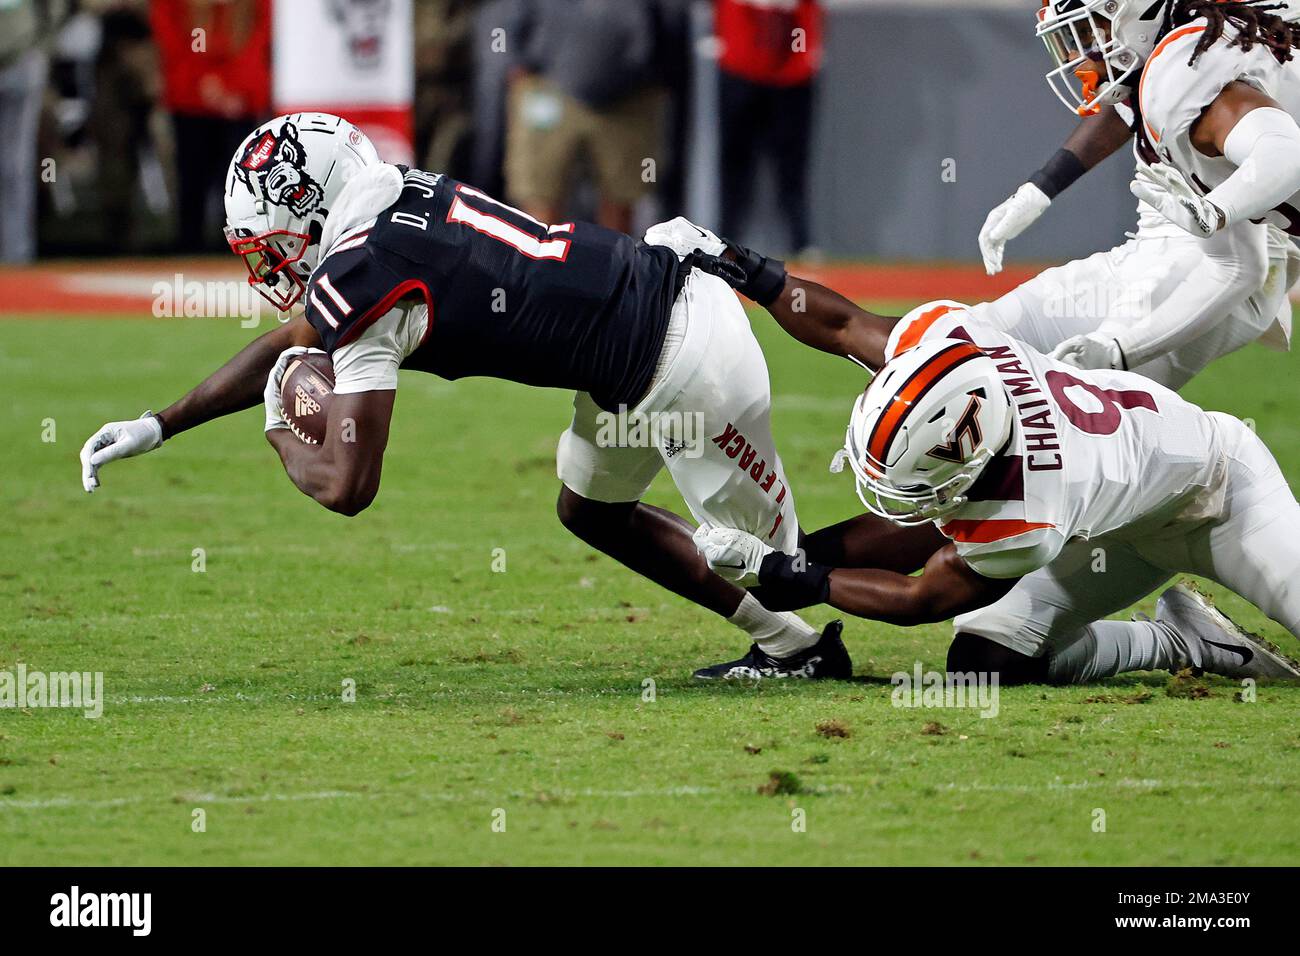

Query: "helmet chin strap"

xmin=846 ymin=353 xmax=874 ymax=375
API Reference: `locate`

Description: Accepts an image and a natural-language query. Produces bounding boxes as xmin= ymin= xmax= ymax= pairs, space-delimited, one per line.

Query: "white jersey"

xmin=1139 ymin=17 xmax=1300 ymax=237
xmin=884 ymin=303 xmax=1225 ymax=578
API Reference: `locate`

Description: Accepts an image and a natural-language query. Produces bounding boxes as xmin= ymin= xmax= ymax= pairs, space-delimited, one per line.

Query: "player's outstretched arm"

xmin=695 ymin=526 xmax=1015 ymax=625
xmin=978 ymin=105 xmax=1132 ymax=275
xmin=265 ymin=387 xmax=395 ymax=516
xmin=820 ymin=545 xmax=1016 ymax=626
xmin=643 ymin=216 xmax=897 ymax=370
xmin=80 ymin=317 xmax=323 ymax=492
xmin=157 ymin=317 xmax=323 ymax=439
xmin=762 ymin=273 xmax=898 ymax=372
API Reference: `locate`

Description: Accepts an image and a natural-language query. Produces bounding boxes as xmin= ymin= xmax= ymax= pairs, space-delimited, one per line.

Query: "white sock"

xmin=728 ymin=593 xmax=820 ymax=658
xmin=1046 ymin=620 xmax=1184 ymax=684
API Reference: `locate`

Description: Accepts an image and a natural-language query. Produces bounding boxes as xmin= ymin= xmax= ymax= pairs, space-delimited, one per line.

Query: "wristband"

xmin=755 ymin=550 xmax=832 ymax=611
xmin=723 ymin=240 xmax=788 ymax=306
xmin=146 ymin=411 xmax=169 ymax=443
xmin=1029 ymin=148 xmax=1087 ymax=200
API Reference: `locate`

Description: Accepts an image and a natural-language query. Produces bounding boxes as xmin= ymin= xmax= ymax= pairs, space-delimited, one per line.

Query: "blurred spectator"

xmin=151 ymin=0 xmax=271 ymax=251
xmin=715 ymin=0 xmax=822 ymax=254
xmin=415 ymin=0 xmax=481 ymax=181
xmin=0 ymin=0 xmax=69 ymax=263
xmin=467 ymin=0 xmax=514 ymax=197
xmin=90 ymin=3 xmax=161 ymax=252
xmin=501 ymin=0 xmax=670 ymax=234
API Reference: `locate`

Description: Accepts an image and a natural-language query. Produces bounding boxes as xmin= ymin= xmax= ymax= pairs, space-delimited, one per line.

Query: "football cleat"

xmin=1155 ymin=584 xmax=1300 ymax=681
xmin=693 ymin=620 xmax=851 ymax=681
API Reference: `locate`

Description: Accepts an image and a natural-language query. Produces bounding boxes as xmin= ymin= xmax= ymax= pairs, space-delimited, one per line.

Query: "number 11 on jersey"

xmin=445 ymin=184 xmax=573 ymax=261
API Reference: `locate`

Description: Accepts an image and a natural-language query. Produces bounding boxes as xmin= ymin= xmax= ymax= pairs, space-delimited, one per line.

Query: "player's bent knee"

xmin=555 ymin=485 xmax=636 ymax=537
xmin=947 ymin=632 xmax=1049 ymax=686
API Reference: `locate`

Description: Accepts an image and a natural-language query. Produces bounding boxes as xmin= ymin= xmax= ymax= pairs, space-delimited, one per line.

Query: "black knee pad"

xmin=947 ymin=632 xmax=1049 ymax=686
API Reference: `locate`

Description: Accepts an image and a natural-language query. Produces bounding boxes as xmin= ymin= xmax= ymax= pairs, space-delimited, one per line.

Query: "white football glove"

xmin=643 ymin=216 xmax=727 ymax=261
xmin=1130 ymin=162 xmax=1224 ymax=238
xmin=1051 ymin=332 xmax=1125 ymax=371
xmin=264 ymin=346 xmax=326 ymax=433
xmin=692 ymin=523 xmax=774 ymax=588
xmin=978 ymin=183 xmax=1052 ymax=276
xmin=80 ymin=412 xmax=164 ymax=493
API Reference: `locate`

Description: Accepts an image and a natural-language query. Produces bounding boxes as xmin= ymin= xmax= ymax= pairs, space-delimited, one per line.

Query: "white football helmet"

xmin=843 ymin=338 xmax=1014 ymax=526
xmin=1037 ymin=0 xmax=1167 ymax=116
xmin=224 ymin=112 xmax=381 ymax=310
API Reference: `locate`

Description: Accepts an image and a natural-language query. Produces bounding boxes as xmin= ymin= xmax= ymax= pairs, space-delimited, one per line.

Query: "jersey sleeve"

xmin=304 ymin=245 xmax=430 ymax=353
xmin=1138 ymin=21 xmax=1280 ymax=163
xmin=945 ymin=522 xmax=1066 ymax=579
xmin=331 ymin=300 xmax=430 ymax=394
xmin=884 ymin=300 xmax=974 ymax=361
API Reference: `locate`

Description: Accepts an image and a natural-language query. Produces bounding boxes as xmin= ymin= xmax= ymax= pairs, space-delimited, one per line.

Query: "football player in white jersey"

xmin=1115 ymin=2 xmax=1300 ymax=241
xmin=973 ymin=0 xmax=1300 ymax=390
xmin=647 ymin=225 xmax=1300 ymax=681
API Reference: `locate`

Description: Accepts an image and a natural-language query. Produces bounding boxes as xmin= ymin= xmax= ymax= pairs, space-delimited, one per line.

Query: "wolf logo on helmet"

xmin=234 ymin=121 xmax=325 ymax=218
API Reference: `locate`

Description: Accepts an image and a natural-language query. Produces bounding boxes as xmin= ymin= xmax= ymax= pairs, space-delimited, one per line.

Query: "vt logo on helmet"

xmin=1037 ymin=0 xmax=1166 ymax=115
xmin=843 ymin=339 xmax=1014 ymax=526
xmin=224 ymin=112 xmax=381 ymax=311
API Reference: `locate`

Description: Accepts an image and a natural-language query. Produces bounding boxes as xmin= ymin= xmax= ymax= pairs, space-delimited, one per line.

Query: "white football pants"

xmin=557 ymin=268 xmax=800 ymax=553
xmin=954 ymin=414 xmax=1300 ymax=658
xmin=969 ymin=226 xmax=1296 ymax=390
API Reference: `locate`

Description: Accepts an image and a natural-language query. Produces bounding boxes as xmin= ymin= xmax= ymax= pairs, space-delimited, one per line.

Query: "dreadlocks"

xmin=1161 ymin=0 xmax=1300 ymax=66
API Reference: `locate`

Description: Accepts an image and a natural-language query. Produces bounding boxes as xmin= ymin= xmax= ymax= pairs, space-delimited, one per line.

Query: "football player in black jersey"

xmin=79 ymin=112 xmax=850 ymax=681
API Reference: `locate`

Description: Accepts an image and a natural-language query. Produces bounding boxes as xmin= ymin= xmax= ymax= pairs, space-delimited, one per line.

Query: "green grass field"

xmin=2 ymin=307 xmax=1299 ymax=866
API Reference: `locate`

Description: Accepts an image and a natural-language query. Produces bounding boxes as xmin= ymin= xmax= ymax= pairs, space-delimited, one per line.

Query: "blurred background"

xmin=0 ymin=0 xmax=1138 ymax=276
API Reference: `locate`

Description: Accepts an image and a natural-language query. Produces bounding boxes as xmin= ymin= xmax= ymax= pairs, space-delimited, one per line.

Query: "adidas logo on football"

xmin=295 ymin=385 xmax=321 ymax=418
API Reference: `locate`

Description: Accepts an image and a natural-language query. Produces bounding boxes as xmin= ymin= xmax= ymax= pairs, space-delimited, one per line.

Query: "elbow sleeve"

xmin=1211 ymin=107 xmax=1300 ymax=228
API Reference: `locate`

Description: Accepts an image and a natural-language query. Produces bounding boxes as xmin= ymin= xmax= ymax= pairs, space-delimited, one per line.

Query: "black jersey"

xmin=302 ymin=167 xmax=680 ymax=411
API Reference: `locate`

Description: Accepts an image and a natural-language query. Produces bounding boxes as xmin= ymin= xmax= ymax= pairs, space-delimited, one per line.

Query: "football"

xmin=281 ymin=352 xmax=335 ymax=444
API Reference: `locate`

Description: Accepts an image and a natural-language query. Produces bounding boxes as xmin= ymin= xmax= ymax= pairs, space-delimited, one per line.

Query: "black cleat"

xmin=693 ymin=620 xmax=851 ymax=681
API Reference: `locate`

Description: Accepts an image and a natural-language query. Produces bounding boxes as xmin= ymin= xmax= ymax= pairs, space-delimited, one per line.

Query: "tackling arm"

xmin=823 ymin=544 xmax=1017 ymax=627
xmin=694 ymin=525 xmax=1015 ymax=625
xmin=265 ymin=389 xmax=395 ymax=516
xmin=762 ymin=273 xmax=898 ymax=372
xmin=641 ymin=217 xmax=898 ymax=370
